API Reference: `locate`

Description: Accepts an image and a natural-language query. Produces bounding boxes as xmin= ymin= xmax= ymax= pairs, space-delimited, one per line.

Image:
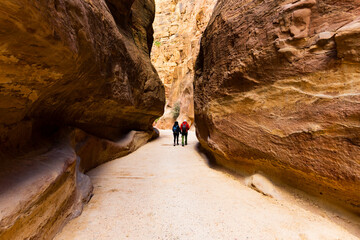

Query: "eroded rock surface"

xmin=194 ymin=0 xmax=360 ymax=213
xmin=0 ymin=136 xmax=92 ymax=240
xmin=74 ymin=128 xmax=159 ymax=172
xmin=0 ymin=0 xmax=164 ymax=152
xmin=0 ymin=0 xmax=164 ymax=238
xmin=152 ymin=0 xmax=216 ymax=128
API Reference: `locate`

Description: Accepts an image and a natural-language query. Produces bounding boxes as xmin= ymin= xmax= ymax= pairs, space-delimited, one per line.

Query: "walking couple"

xmin=172 ymin=120 xmax=190 ymax=146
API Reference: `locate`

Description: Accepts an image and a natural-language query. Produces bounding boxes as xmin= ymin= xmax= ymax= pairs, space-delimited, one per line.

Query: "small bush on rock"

xmin=172 ymin=102 xmax=180 ymax=119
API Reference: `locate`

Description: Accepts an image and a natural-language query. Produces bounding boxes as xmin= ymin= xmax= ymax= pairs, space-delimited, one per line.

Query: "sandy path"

xmin=55 ymin=130 xmax=359 ymax=240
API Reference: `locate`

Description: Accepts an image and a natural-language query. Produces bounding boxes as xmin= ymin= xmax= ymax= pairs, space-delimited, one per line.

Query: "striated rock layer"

xmin=74 ymin=128 xmax=159 ymax=172
xmin=0 ymin=0 xmax=164 ymax=239
xmin=152 ymin=0 xmax=216 ymax=128
xmin=194 ymin=0 xmax=360 ymax=213
xmin=0 ymin=134 xmax=92 ymax=240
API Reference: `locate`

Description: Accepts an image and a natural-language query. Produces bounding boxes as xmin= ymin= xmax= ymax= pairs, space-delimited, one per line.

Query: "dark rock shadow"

xmin=195 ymin=142 xmax=218 ymax=169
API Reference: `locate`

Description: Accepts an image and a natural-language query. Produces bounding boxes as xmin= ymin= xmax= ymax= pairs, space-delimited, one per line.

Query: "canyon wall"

xmin=152 ymin=0 xmax=217 ymax=128
xmin=0 ymin=0 xmax=164 ymax=239
xmin=194 ymin=0 xmax=360 ymax=213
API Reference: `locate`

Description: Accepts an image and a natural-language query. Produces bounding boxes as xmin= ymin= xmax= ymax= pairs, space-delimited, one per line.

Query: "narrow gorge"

xmin=0 ymin=0 xmax=359 ymax=239
xmin=152 ymin=0 xmax=216 ymax=128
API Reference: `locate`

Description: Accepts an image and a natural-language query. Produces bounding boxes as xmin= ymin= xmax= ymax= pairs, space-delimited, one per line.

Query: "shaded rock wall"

xmin=152 ymin=0 xmax=216 ymax=128
xmin=74 ymin=128 xmax=159 ymax=172
xmin=0 ymin=0 xmax=164 ymax=238
xmin=0 ymin=0 xmax=164 ymax=152
xmin=194 ymin=0 xmax=360 ymax=213
xmin=0 ymin=134 xmax=92 ymax=240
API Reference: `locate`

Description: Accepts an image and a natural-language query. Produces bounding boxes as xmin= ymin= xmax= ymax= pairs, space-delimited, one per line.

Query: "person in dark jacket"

xmin=172 ymin=121 xmax=181 ymax=146
xmin=180 ymin=120 xmax=190 ymax=146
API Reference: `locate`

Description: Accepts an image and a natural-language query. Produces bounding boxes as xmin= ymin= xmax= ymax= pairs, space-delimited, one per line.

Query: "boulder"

xmin=245 ymin=173 xmax=281 ymax=200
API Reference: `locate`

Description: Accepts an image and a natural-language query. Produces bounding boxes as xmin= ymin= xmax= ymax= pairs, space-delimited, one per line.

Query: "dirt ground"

xmin=55 ymin=130 xmax=360 ymax=240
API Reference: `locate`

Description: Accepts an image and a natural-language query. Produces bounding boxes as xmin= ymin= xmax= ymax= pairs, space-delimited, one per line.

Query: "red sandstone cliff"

xmin=194 ymin=0 xmax=360 ymax=213
xmin=0 ymin=0 xmax=164 ymax=238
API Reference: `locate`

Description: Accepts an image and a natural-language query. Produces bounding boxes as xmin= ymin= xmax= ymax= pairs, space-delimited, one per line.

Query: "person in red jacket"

xmin=180 ymin=120 xmax=190 ymax=146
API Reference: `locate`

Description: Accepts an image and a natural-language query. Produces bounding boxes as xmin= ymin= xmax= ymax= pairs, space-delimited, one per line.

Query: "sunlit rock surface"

xmin=152 ymin=0 xmax=216 ymax=128
xmin=0 ymin=0 xmax=164 ymax=238
xmin=194 ymin=0 xmax=360 ymax=213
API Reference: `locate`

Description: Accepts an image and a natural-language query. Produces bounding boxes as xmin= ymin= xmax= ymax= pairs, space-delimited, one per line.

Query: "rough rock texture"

xmin=0 ymin=0 xmax=164 ymax=238
xmin=194 ymin=0 xmax=360 ymax=213
xmin=152 ymin=0 xmax=216 ymax=128
xmin=74 ymin=128 xmax=159 ymax=172
xmin=0 ymin=0 xmax=164 ymax=153
xmin=0 ymin=135 xmax=92 ymax=240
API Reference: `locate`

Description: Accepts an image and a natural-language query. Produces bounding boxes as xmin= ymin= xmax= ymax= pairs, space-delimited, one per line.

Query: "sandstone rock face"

xmin=0 ymin=0 xmax=164 ymax=238
xmin=152 ymin=0 xmax=216 ymax=128
xmin=74 ymin=128 xmax=159 ymax=172
xmin=0 ymin=0 xmax=164 ymax=153
xmin=194 ymin=0 xmax=360 ymax=213
xmin=0 ymin=136 xmax=92 ymax=240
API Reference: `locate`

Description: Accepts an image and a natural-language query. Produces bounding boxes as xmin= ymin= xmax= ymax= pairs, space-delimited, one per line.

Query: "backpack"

xmin=182 ymin=123 xmax=187 ymax=133
xmin=173 ymin=126 xmax=178 ymax=133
